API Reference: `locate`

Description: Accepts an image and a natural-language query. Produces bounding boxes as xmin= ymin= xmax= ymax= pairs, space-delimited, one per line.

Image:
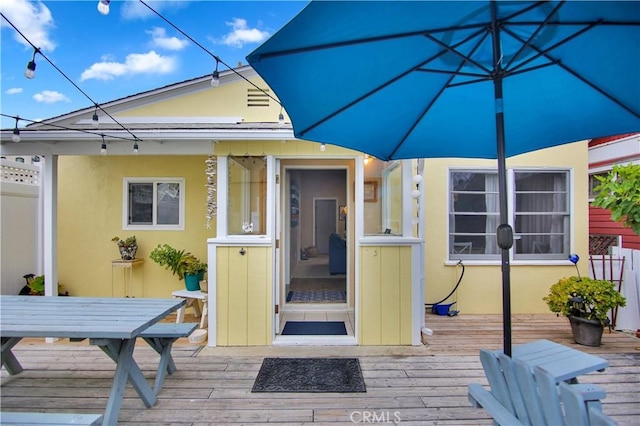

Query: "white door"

xmin=314 ymin=198 xmax=337 ymax=254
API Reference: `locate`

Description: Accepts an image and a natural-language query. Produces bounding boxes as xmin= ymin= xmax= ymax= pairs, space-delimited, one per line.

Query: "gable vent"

xmin=247 ymin=88 xmax=270 ymax=107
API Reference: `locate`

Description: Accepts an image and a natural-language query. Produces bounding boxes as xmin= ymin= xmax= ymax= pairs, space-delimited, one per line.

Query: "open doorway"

xmin=286 ymin=169 xmax=346 ymax=303
xmin=279 ymin=165 xmax=353 ymax=340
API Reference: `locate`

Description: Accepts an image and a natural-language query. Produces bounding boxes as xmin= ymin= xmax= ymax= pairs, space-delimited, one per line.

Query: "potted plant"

xmin=112 ymin=235 xmax=137 ymax=260
xmin=149 ymin=244 xmax=207 ymax=291
xmin=543 ymin=275 xmax=626 ymax=347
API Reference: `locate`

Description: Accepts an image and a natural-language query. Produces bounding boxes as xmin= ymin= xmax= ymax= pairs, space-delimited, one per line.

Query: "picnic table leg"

xmin=141 ymin=336 xmax=178 ymax=395
xmin=1 ymin=337 xmax=24 ymax=375
xmin=99 ymin=338 xmax=157 ymax=425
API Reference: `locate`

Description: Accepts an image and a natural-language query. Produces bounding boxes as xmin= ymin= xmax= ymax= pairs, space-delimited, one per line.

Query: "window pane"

xmin=157 ymin=183 xmax=180 ymax=225
xmin=514 ymin=171 xmax=569 ymax=259
xmin=449 ymin=171 xmax=500 ymax=259
xmin=228 ymin=156 xmax=266 ymax=235
xmin=364 ymin=159 xmax=402 ymax=235
xmin=128 ymin=183 xmax=153 ymax=225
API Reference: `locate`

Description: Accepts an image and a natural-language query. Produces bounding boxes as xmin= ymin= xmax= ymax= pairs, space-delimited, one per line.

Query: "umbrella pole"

xmin=491 ymin=0 xmax=512 ymax=357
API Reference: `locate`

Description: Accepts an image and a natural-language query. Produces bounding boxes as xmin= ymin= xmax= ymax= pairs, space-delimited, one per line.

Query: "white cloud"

xmin=5 ymin=88 xmax=23 ymax=95
xmin=147 ymin=27 xmax=188 ymax=51
xmin=80 ymin=51 xmax=177 ymax=81
xmin=33 ymin=90 xmax=70 ymax=103
xmin=219 ymin=18 xmax=270 ymax=48
xmin=0 ymin=0 xmax=56 ymax=52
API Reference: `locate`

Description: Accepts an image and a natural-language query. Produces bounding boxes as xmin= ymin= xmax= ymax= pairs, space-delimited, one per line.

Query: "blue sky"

xmin=0 ymin=0 xmax=307 ymax=129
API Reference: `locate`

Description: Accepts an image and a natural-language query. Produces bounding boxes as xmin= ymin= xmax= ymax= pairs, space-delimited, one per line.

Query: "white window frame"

xmin=122 ymin=177 xmax=185 ymax=231
xmin=447 ymin=167 xmax=573 ymax=263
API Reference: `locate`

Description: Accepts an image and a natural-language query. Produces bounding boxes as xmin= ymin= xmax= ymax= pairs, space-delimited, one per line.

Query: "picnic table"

xmin=0 ymin=295 xmax=185 ymax=425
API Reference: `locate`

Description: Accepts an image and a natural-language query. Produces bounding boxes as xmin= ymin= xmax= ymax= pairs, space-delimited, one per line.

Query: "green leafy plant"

xmin=112 ymin=235 xmax=137 ymax=247
xmin=149 ymin=244 xmax=207 ymax=280
xmin=592 ymin=163 xmax=640 ymax=235
xmin=543 ymin=276 xmax=626 ymax=325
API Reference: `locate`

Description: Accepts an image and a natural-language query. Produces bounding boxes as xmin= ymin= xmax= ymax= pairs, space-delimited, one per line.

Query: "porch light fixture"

xmin=363 ymin=154 xmax=371 ymax=165
xmin=25 ymin=48 xmax=38 ymax=79
xmin=211 ymin=59 xmax=220 ymax=87
xmin=92 ymin=107 xmax=99 ymax=126
xmin=97 ymin=0 xmax=110 ymax=15
xmin=100 ymin=135 xmax=107 ymax=155
xmin=133 ymin=141 xmax=139 ymax=154
xmin=320 ymin=143 xmax=326 ymax=152
xmin=12 ymin=117 xmax=20 ymax=143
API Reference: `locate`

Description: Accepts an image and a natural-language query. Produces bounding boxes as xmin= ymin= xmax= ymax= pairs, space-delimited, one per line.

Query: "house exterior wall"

xmin=216 ymin=245 xmax=272 ymax=346
xmin=56 ymin=155 xmax=212 ymax=298
xmin=422 ymin=142 xmax=590 ymax=316
xmin=359 ymin=245 xmax=413 ymax=345
xmin=116 ymin=76 xmax=284 ymax=123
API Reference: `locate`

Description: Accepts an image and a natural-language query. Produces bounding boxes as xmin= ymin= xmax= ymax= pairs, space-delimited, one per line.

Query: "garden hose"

xmin=425 ymin=260 xmax=465 ymax=307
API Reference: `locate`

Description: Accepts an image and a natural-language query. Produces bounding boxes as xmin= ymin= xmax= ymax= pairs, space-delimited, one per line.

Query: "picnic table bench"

xmin=468 ymin=339 xmax=617 ymax=426
xmin=0 ymin=412 xmax=103 ymax=425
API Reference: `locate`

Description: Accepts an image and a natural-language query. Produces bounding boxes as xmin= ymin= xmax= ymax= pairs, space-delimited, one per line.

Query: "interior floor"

xmin=282 ymin=254 xmax=351 ymax=335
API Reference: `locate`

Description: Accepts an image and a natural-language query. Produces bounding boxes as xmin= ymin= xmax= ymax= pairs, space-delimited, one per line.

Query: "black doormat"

xmin=282 ymin=321 xmax=347 ymax=335
xmin=252 ymin=357 xmax=366 ymax=393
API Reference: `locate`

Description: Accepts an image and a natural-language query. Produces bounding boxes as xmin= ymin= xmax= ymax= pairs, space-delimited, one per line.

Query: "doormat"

xmin=252 ymin=357 xmax=366 ymax=393
xmin=286 ymin=290 xmax=346 ymax=303
xmin=282 ymin=321 xmax=347 ymax=335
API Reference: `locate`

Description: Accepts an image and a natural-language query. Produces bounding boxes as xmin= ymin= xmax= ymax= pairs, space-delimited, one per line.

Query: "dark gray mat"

xmin=252 ymin=357 xmax=366 ymax=393
xmin=282 ymin=321 xmax=347 ymax=335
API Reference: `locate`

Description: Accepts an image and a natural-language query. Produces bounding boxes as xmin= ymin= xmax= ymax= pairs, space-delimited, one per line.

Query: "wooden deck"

xmin=2 ymin=314 xmax=639 ymax=425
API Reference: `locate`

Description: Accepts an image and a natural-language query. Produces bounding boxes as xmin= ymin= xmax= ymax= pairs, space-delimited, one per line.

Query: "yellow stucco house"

xmin=1 ymin=66 xmax=588 ymax=347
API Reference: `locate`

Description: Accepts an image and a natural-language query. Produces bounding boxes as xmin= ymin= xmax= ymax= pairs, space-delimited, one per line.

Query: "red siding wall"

xmin=589 ymin=205 xmax=640 ymax=250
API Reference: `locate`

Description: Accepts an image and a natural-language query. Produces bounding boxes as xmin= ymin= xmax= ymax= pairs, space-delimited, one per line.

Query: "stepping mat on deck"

xmin=252 ymin=357 xmax=366 ymax=393
xmin=286 ymin=290 xmax=346 ymax=303
xmin=281 ymin=321 xmax=347 ymax=335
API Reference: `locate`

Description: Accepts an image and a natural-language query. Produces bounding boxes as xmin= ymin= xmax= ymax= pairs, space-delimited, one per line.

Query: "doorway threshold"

xmin=273 ymin=335 xmax=357 ymax=346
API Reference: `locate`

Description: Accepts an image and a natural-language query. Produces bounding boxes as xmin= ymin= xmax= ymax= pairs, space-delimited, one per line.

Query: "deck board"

xmin=2 ymin=313 xmax=638 ymax=424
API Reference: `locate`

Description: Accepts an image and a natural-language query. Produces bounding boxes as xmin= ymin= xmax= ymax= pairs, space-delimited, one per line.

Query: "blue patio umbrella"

xmin=247 ymin=1 xmax=640 ymax=355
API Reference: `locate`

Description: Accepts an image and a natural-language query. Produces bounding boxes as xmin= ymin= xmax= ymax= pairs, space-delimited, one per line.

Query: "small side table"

xmin=111 ymin=258 xmax=144 ymax=297
xmin=171 ymin=289 xmax=208 ymax=329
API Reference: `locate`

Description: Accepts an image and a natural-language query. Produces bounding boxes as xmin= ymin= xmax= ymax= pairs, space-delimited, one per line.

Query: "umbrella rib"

xmin=502 ymin=20 xmax=601 ymax=75
xmin=505 ymin=26 xmax=640 ymax=118
xmin=503 ymin=1 xmax=564 ymax=70
xmin=297 ymin=28 xmax=488 ymax=139
xmin=389 ymin=35 xmax=491 ymax=159
xmin=422 ymin=32 xmax=493 ymax=76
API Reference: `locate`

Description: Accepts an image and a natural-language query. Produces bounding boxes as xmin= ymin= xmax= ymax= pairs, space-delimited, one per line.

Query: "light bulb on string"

xmin=100 ymin=135 xmax=107 ymax=155
xmin=92 ymin=107 xmax=99 ymax=126
xmin=133 ymin=141 xmax=139 ymax=154
xmin=97 ymin=0 xmax=110 ymax=15
xmin=278 ymin=107 xmax=284 ymax=125
xmin=25 ymin=49 xmax=38 ymax=79
xmin=12 ymin=116 xmax=21 ymax=143
xmin=320 ymin=143 xmax=326 ymax=152
xmin=211 ymin=59 xmax=220 ymax=87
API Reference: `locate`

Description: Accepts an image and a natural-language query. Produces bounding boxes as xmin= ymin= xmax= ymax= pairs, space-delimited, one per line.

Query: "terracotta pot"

xmin=568 ymin=315 xmax=604 ymax=347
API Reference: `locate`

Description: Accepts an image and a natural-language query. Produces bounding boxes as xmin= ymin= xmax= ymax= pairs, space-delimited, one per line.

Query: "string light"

xmin=278 ymin=108 xmax=284 ymax=125
xmin=364 ymin=154 xmax=371 ymax=165
xmin=12 ymin=116 xmax=20 ymax=143
xmin=320 ymin=143 xmax=326 ymax=152
xmin=133 ymin=141 xmax=139 ymax=154
xmin=25 ymin=48 xmax=38 ymax=79
xmin=97 ymin=0 xmax=110 ymax=15
xmin=100 ymin=135 xmax=107 ymax=155
xmin=92 ymin=107 xmax=99 ymax=126
xmin=0 ymin=14 xmax=142 ymax=143
xmin=211 ymin=58 xmax=220 ymax=87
